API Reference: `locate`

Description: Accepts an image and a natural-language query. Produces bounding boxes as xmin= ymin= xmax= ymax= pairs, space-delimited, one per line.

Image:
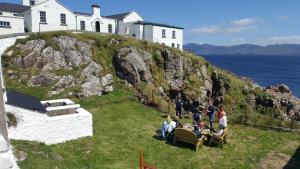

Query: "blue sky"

xmin=6 ymin=0 xmax=300 ymax=45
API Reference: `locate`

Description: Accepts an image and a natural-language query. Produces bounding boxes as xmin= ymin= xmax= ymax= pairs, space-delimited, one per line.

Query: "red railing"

xmin=140 ymin=151 xmax=157 ymax=169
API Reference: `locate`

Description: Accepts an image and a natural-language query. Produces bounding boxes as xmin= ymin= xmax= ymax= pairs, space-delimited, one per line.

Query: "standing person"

xmin=207 ymin=101 xmax=216 ymax=130
xmin=175 ymin=96 xmax=183 ymax=119
xmin=193 ymin=111 xmax=201 ymax=125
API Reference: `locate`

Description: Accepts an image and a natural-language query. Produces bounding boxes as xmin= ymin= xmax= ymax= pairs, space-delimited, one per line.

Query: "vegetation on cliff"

xmin=2 ymin=31 xmax=300 ymax=169
xmin=3 ymin=31 xmax=299 ymax=128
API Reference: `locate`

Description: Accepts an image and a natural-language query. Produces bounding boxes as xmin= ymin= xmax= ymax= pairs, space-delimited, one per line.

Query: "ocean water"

xmin=202 ymin=55 xmax=300 ymax=98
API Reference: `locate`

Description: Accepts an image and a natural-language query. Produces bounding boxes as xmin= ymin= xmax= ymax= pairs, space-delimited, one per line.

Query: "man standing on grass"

xmin=175 ymin=96 xmax=183 ymax=119
xmin=207 ymin=100 xmax=216 ymax=130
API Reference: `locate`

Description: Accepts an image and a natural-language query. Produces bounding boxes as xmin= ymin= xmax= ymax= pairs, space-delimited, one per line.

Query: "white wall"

xmin=100 ymin=18 xmax=116 ymax=34
xmin=75 ymin=14 xmax=92 ymax=31
xmin=0 ymin=135 xmax=19 ymax=169
xmin=123 ymin=12 xmax=143 ymax=23
xmin=0 ymin=12 xmax=25 ymax=35
xmin=6 ymin=105 xmax=93 ymax=145
xmin=30 ymin=0 xmax=76 ymax=32
xmin=142 ymin=25 xmax=154 ymax=42
xmin=152 ymin=26 xmax=183 ymax=50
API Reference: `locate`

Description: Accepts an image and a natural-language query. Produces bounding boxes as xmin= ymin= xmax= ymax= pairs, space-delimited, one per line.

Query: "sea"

xmin=201 ymin=55 xmax=300 ymax=98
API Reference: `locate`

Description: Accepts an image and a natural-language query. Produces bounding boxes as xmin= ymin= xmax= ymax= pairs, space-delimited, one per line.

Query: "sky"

xmin=6 ymin=0 xmax=300 ymax=45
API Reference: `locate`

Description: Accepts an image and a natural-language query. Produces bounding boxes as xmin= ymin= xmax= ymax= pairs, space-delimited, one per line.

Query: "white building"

xmin=0 ymin=0 xmax=183 ymax=50
xmin=106 ymin=11 xmax=183 ymax=49
xmin=0 ymin=3 xmax=29 ymax=35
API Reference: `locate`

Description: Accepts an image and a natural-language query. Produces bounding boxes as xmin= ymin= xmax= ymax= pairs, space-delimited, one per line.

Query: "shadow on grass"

xmin=152 ymin=130 xmax=223 ymax=151
xmin=283 ymin=146 xmax=300 ymax=169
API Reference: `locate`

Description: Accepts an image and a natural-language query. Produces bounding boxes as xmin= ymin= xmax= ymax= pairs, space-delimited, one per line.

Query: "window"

xmin=60 ymin=13 xmax=66 ymax=25
xmin=162 ymin=29 xmax=166 ymax=38
xmin=177 ymin=44 xmax=180 ymax=49
xmin=80 ymin=21 xmax=85 ymax=31
xmin=172 ymin=31 xmax=176 ymax=39
xmin=40 ymin=11 xmax=46 ymax=23
xmin=13 ymin=13 xmax=21 ymax=17
xmin=30 ymin=0 xmax=35 ymax=6
xmin=0 ymin=21 xmax=11 ymax=28
xmin=132 ymin=34 xmax=136 ymax=37
xmin=162 ymin=43 xmax=165 ymax=45
xmin=0 ymin=12 xmax=3 ymax=15
xmin=108 ymin=24 xmax=112 ymax=33
xmin=172 ymin=43 xmax=175 ymax=48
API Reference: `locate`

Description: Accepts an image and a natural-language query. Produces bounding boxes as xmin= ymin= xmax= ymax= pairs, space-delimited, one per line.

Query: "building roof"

xmin=135 ymin=21 xmax=184 ymax=30
xmin=0 ymin=2 xmax=30 ymax=13
xmin=91 ymin=4 xmax=101 ymax=8
xmin=105 ymin=11 xmax=131 ymax=20
xmin=74 ymin=11 xmax=92 ymax=16
xmin=6 ymin=91 xmax=47 ymax=113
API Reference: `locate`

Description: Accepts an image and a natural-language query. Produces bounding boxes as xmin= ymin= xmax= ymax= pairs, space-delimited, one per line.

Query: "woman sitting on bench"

xmin=161 ymin=115 xmax=181 ymax=141
xmin=208 ymin=107 xmax=227 ymax=146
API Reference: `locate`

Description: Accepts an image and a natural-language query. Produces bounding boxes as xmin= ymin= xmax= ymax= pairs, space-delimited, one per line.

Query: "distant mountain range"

xmin=184 ymin=43 xmax=300 ymax=55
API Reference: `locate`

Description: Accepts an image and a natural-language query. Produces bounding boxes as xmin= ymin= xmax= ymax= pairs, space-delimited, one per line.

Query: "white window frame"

xmin=60 ymin=13 xmax=66 ymax=25
xmin=162 ymin=29 xmax=166 ymax=38
xmin=0 ymin=21 xmax=11 ymax=28
xmin=172 ymin=30 xmax=176 ymax=39
xmin=80 ymin=21 xmax=85 ymax=31
xmin=172 ymin=43 xmax=175 ymax=48
xmin=177 ymin=44 xmax=180 ymax=49
xmin=108 ymin=24 xmax=112 ymax=33
xmin=40 ymin=11 xmax=47 ymax=23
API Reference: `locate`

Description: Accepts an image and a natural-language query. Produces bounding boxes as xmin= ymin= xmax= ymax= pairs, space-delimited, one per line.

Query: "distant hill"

xmin=184 ymin=43 xmax=300 ymax=55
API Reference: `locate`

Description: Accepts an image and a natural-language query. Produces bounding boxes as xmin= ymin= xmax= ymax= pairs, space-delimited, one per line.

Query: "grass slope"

xmin=12 ymin=88 xmax=300 ymax=169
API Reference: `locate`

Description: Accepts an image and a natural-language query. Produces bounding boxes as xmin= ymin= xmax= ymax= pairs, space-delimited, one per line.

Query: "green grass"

xmin=12 ymin=88 xmax=300 ymax=169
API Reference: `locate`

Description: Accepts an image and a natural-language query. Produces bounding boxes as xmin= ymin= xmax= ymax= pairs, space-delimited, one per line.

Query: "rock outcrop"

xmin=115 ymin=47 xmax=152 ymax=85
xmin=4 ymin=33 xmax=300 ymax=122
xmin=8 ymin=36 xmax=113 ymax=97
xmin=264 ymin=84 xmax=300 ymax=118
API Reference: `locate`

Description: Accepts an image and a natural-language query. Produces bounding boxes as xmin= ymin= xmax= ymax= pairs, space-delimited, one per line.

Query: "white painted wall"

xmin=6 ymin=105 xmax=93 ymax=145
xmin=22 ymin=0 xmax=48 ymax=6
xmin=123 ymin=12 xmax=143 ymax=23
xmin=29 ymin=0 xmax=76 ymax=32
xmin=101 ymin=17 xmax=116 ymax=34
xmin=142 ymin=25 xmax=154 ymax=42
xmin=152 ymin=26 xmax=183 ymax=50
xmin=0 ymin=12 xmax=25 ymax=35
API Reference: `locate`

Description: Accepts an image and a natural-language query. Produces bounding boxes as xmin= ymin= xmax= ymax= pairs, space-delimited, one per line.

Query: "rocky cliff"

xmin=4 ymin=35 xmax=113 ymax=98
xmin=2 ymin=32 xmax=300 ymax=125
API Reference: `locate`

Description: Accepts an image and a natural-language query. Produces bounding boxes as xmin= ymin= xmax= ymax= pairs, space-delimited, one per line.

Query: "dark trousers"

xmin=176 ymin=108 xmax=182 ymax=117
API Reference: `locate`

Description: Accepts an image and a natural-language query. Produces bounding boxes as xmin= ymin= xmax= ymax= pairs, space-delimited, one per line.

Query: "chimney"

xmin=22 ymin=0 xmax=30 ymax=6
xmin=91 ymin=4 xmax=101 ymax=17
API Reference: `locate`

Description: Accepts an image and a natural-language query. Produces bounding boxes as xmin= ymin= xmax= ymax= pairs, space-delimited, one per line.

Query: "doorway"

xmin=95 ymin=21 xmax=100 ymax=32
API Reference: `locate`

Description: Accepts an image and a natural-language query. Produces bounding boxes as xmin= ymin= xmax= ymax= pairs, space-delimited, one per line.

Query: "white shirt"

xmin=219 ymin=115 xmax=227 ymax=128
xmin=168 ymin=121 xmax=177 ymax=132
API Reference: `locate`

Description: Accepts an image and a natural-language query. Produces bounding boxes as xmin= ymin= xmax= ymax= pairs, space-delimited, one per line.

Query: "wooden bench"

xmin=173 ymin=128 xmax=204 ymax=151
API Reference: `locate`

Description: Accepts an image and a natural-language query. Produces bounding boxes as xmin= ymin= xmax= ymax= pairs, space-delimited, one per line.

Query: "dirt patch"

xmin=257 ymin=151 xmax=290 ymax=169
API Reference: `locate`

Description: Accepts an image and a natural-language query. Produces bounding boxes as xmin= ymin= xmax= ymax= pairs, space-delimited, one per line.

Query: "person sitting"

xmin=193 ymin=111 xmax=201 ymax=124
xmin=208 ymin=110 xmax=227 ymax=146
xmin=197 ymin=120 xmax=205 ymax=131
xmin=193 ymin=125 xmax=203 ymax=139
xmin=161 ymin=115 xmax=177 ymax=141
